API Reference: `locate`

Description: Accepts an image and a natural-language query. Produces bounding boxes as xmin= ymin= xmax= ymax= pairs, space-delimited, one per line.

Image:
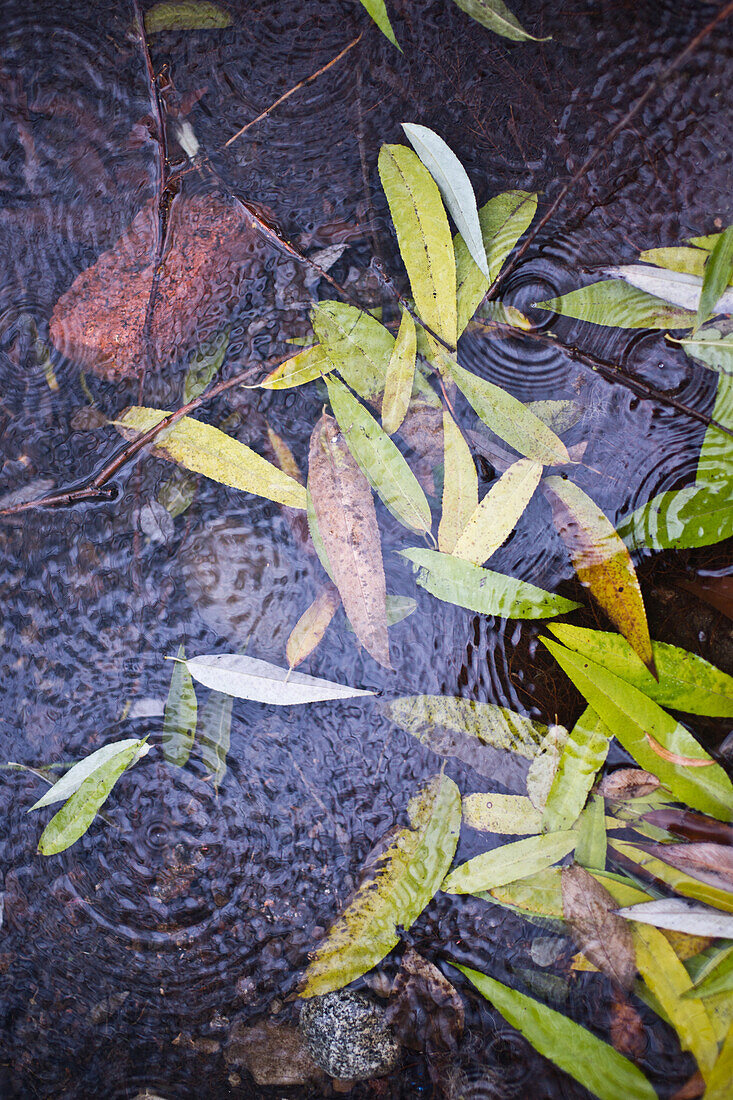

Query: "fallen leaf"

xmin=198 ymin=690 xmax=232 ymax=789
xmin=702 ymin=1021 xmax=733 ymax=1100
xmin=266 ymin=426 xmax=304 ymax=485
xmin=311 ymin=302 xmax=394 ymax=403
xmin=29 ymin=738 xmax=143 ymax=810
xmin=442 ymin=831 xmax=577 ymax=894
xmin=260 ymin=345 xmax=333 ymax=390
xmin=641 ymin=809 xmax=733 ymax=846
xmin=183 ymin=653 xmax=374 ymax=705
xmin=526 ymin=724 xmax=569 ymax=811
xmin=615 ymin=899 xmax=733 ymax=940
xmin=163 ymin=643 xmax=197 ymax=767
xmin=609 ymin=995 xmax=646 ymax=1063
xmin=385 ymin=947 xmax=464 ymax=1053
xmin=182 ymin=329 xmax=229 ymax=402
xmin=598 ymin=769 xmax=661 ymax=801
xmin=541 ymin=707 xmax=612 ymax=832
xmin=603 ymin=265 xmax=733 ymax=316
xmin=451 ymin=458 xmax=542 ymax=565
xmin=573 ymin=794 xmax=607 ymax=871
xmin=609 ymin=840 xmax=733 ymax=913
xmin=696 ymin=225 xmax=733 ymax=329
xmin=452 ymin=0 xmax=549 ymax=41
xmin=645 ymin=734 xmax=715 ymax=767
xmin=687 ymin=947 xmax=733 ymax=1000
xmin=640 ymin=842 xmax=733 ymax=895
xmin=382 ymin=310 xmax=416 ymax=435
xmin=671 ymin=1072 xmax=706 ymax=1100
xmin=438 ymin=411 xmax=478 ymax=553
xmin=463 ymin=793 xmax=542 ymax=834
xmin=308 ymin=412 xmax=390 ymax=667
xmin=561 ymin=864 xmax=636 ymax=989
xmin=144 ymin=2 xmax=233 ymax=33
xmin=286 ymin=583 xmax=341 ymax=668
xmin=535 ymin=279 xmax=696 ymax=329
xmin=359 ymin=0 xmax=401 ymax=49
xmin=639 ymin=246 xmax=709 ymax=278
xmin=676 ymin=575 xmax=733 ymax=621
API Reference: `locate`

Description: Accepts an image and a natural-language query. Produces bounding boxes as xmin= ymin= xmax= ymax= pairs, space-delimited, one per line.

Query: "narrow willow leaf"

xmin=698 ymin=371 xmax=733 ymax=490
xmin=484 ymin=867 xmax=651 ymax=919
xmin=306 ymin=488 xmax=334 ymax=581
xmin=382 ymin=310 xmax=416 ymax=435
xmin=387 ymin=694 xmax=546 ymax=764
xmin=309 ymin=412 xmax=391 ymax=667
xmin=444 ymin=358 xmax=570 ymax=464
xmin=183 ymin=329 xmax=228 ymax=402
xmin=116 ymin=407 xmax=307 ymax=510
xmin=184 ymin=653 xmax=374 ymax=705
xmin=266 ymin=425 xmax=304 ymax=485
xmin=542 ymin=707 xmax=611 ymax=832
xmin=620 ymin=481 xmax=733 ymax=551
xmin=198 ymin=690 xmax=232 ymax=789
xmin=438 ymin=412 xmax=478 ymax=552
xmin=29 ymin=739 xmax=142 ymax=811
xmin=260 ymin=344 xmax=333 ymax=389
xmin=676 ymin=328 xmax=733 ymax=374
xmin=163 ymin=644 xmax=197 ymax=767
xmin=463 ymin=793 xmax=542 ymax=834
xmin=688 ymin=949 xmax=733 ymax=1000
xmin=378 ymin=143 xmax=457 ymax=346
xmin=300 ymin=774 xmax=461 ymax=996
xmin=535 ymin=280 xmax=696 ymax=329
xmin=640 ymin=841 xmax=733 ymax=895
xmin=605 ymin=265 xmax=733 ymax=315
xmin=544 ymin=476 xmax=653 ymax=673
xmin=526 ymin=725 xmax=569 ymax=812
xmin=542 ymin=639 xmax=733 ymax=820
xmin=358 ymin=0 xmax=401 ymax=49
xmin=312 ymin=301 xmax=394 ymax=402
xmin=697 ymin=225 xmax=733 ymax=329
xmin=547 ymin=623 xmax=733 ymax=718
xmin=325 ymin=375 xmax=432 ymax=535
xmin=610 ymin=840 xmax=733 ymax=913
xmin=633 ymin=922 xmax=718 ymax=1080
xmin=456 ymin=965 xmax=656 ymax=1100
xmin=401 ymin=547 xmax=581 ymax=619
xmin=38 ymin=741 xmax=149 ymax=855
xmin=638 ymin=247 xmax=710 ymax=278
xmin=442 ymin=832 xmax=577 ymax=894
xmin=344 ymin=594 xmax=417 ymax=632
xmin=689 ymin=233 xmax=723 ymax=251
xmin=573 ymin=795 xmax=607 ymax=871
xmin=455 ymin=191 xmax=538 ymax=334
xmin=562 ymin=864 xmax=636 ymax=989
xmin=452 ymin=459 xmax=541 ymax=564
xmin=403 ymin=123 xmax=488 ymax=277
xmin=145 ymin=1 xmax=232 ymax=33
xmin=452 ymin=0 xmax=550 ymax=42
xmin=705 ymin=1021 xmax=733 ymax=1100
xmin=617 ymin=899 xmax=733 ymax=939
xmin=286 ymin=583 xmax=341 ymax=668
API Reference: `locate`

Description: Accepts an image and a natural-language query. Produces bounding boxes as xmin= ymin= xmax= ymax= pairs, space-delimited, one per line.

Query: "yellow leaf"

xmin=260 ymin=345 xmax=333 ymax=390
xmin=267 ymin=426 xmax=304 ymax=485
xmin=286 ymin=583 xmax=341 ymax=668
xmin=452 ymin=458 xmax=542 ymax=564
xmin=382 ymin=310 xmax=417 ymax=435
xmin=438 ymin=411 xmax=478 ymax=552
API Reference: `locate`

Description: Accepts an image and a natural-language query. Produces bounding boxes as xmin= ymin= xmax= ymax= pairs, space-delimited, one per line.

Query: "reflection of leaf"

xmin=536 ymin=280 xmax=696 ymax=328
xmin=463 ymin=793 xmax=542 ymax=834
xmin=542 ymin=639 xmax=733 ymax=821
xmin=541 ymin=707 xmax=611 ymax=832
xmin=198 ymin=690 xmax=232 ymax=789
xmin=452 ymin=458 xmax=541 ymax=564
xmin=163 ymin=644 xmax=197 ymax=767
xmin=547 ymin=623 xmax=733 ymax=718
xmin=452 ymin=0 xmax=550 ymax=42
xmin=403 ymin=123 xmax=488 ymax=277
xmin=183 ymin=330 xmax=229 ymax=402
xmin=544 ymin=477 xmax=653 ymax=673
xmin=117 ymin=407 xmax=307 ymax=509
xmin=697 ymin=225 xmax=733 ymax=330
xmin=300 ymin=774 xmax=461 ymax=997
xmin=438 ymin=412 xmax=478 ymax=553
xmin=308 ymin=412 xmax=390 ymax=667
xmin=30 ymin=738 xmax=144 ymax=810
xmin=286 ymin=583 xmax=341 ymax=668
xmin=442 ymin=831 xmax=577 ymax=894
xmin=183 ymin=653 xmax=374 ymax=705
xmin=456 ymin=965 xmax=656 ymax=1100
xmin=145 ymin=1 xmax=233 ymax=33
xmin=260 ymin=345 xmax=333 ymax=389
xmin=378 ymin=143 xmax=457 ymax=346
xmin=616 ymin=899 xmax=733 ymax=940
xmin=382 ymin=310 xmax=416 ymax=435
xmin=562 ymin=864 xmax=636 ymax=989
xmin=358 ymin=0 xmax=401 ymax=49
xmin=401 ymin=547 xmax=581 ymax=619
xmin=312 ymin=301 xmax=394 ymax=403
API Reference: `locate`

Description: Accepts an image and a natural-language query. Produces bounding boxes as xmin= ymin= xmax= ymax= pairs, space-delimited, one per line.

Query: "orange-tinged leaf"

xmin=267 ymin=426 xmax=304 ymax=485
xmin=286 ymin=583 xmax=341 ymax=668
xmin=308 ymin=413 xmax=391 ymax=668
xmin=645 ymin=734 xmax=715 ymax=767
xmin=438 ymin=411 xmax=478 ymax=552
xmin=544 ymin=476 xmax=654 ymax=673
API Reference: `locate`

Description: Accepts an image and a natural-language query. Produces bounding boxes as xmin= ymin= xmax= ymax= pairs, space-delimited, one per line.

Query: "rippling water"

xmin=1 ymin=0 xmax=731 ymax=1096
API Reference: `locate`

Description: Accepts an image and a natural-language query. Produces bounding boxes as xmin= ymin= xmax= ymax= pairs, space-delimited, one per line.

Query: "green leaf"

xmin=325 ymin=375 xmax=432 ymax=535
xmin=705 ymin=1021 xmax=733 ymax=1100
xmin=482 ymin=866 xmax=651 ymax=920
xmin=638 ymin=247 xmax=710 ymax=279
xmin=698 ymin=371 xmax=733 ymax=490
xmin=382 ymin=310 xmax=416 ymax=434
xmin=542 ymin=638 xmax=733 ymax=821
xmin=535 ymin=280 xmax=696 ymax=329
xmin=688 ymin=948 xmax=733 ymax=1000
xmin=358 ymin=0 xmax=401 ymax=49
xmin=443 ymin=832 xmax=577 ymax=894
xmin=456 ymin=965 xmax=656 ymax=1100
xmin=378 ymin=143 xmax=457 ymax=346
xmin=312 ymin=301 xmax=394 ymax=403
xmin=620 ymin=482 xmax=733 ymax=551
xmin=526 ymin=724 xmax=569 ymax=812
xmin=463 ymin=793 xmax=542 ymax=834
xmin=573 ymin=795 xmax=607 ymax=871
xmin=163 ymin=644 xmax=197 ymax=767
xmin=452 ymin=0 xmax=550 ymax=42
xmin=541 ymin=707 xmax=611 ymax=832
xmin=38 ymin=741 xmax=149 ymax=855
xmin=403 ymin=123 xmax=489 ymax=278
xmin=697 ymin=225 xmax=733 ymax=330
xmin=198 ymin=690 xmax=232 ymax=788
xmin=306 ymin=489 xmax=334 ymax=581
xmin=455 ymin=190 xmax=538 ymax=334
xmin=182 ymin=330 xmax=229 ymax=402
xmin=116 ymin=407 xmax=307 ymax=510
xmin=300 ymin=773 xmax=461 ymax=996
xmin=401 ymin=547 xmax=581 ymax=619
xmin=610 ymin=840 xmax=733 ymax=913
xmin=547 ymin=623 xmax=733 ymax=718
xmin=451 ymin=457 xmax=541 ymax=564
xmin=675 ymin=328 xmax=733 ymax=375
xmin=144 ymin=1 xmax=232 ymax=33
xmin=260 ymin=344 xmax=334 ymax=389
xmin=443 ymin=358 xmax=570 ymax=464
xmin=438 ymin=411 xmax=478 ymax=552
xmin=29 ymin=738 xmax=144 ymax=810
xmin=157 ymin=468 xmax=197 ymax=519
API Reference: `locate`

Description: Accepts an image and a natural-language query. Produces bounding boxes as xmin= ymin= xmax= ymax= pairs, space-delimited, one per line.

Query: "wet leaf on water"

xmin=535 ymin=280 xmax=696 ymax=329
xmin=144 ymin=1 xmax=233 ymax=33
xmin=116 ymin=407 xmax=307 ymax=510
xmin=640 ymin=808 xmax=733 ymax=846
xmin=325 ymin=375 xmax=432 ymax=535
xmin=306 ymin=489 xmax=334 ymax=581
xmin=358 ymin=0 xmax=401 ymax=49
xmin=456 ymin=965 xmax=656 ymax=1100
xmin=526 ymin=726 xmax=571 ymax=817
xmin=163 ymin=644 xmax=197 ymax=767
xmin=29 ymin=738 xmax=145 ymax=810
xmin=620 ymin=482 xmax=733 ymax=551
xmin=403 ymin=123 xmax=489 ymax=278
xmin=378 ymin=143 xmax=457 ymax=347
xmin=561 ymin=864 xmax=636 ymax=989
xmin=463 ymin=793 xmax=542 ymax=834
xmin=401 ymin=547 xmax=581 ymax=619
xmin=696 ymin=224 xmax=733 ymax=330
xmin=198 ymin=690 xmax=232 ymax=789
xmin=639 ymin=842 xmax=733 ymax=896
xmin=547 ymin=623 xmax=733 ymax=718
xmin=598 ymin=769 xmax=661 ymax=801
xmin=616 ymin=899 xmax=733 ymax=940
xmin=541 ymin=707 xmax=612 ymax=832
xmin=526 ymin=399 xmax=583 ymax=435
xmin=286 ymin=583 xmax=341 ymax=668
xmin=382 ymin=310 xmax=416 ymax=435
xmin=604 ymin=265 xmax=733 ymax=316
xmin=476 ymin=299 xmax=533 ymax=330
xmin=183 ymin=653 xmax=375 ymax=705
xmin=609 ymin=840 xmax=733 ymax=914
xmin=442 ymin=831 xmax=577 ymax=894
xmin=704 ymin=1021 xmax=733 ymax=1100
xmin=452 ymin=0 xmax=550 ymax=42
xmin=38 ymin=740 xmax=149 ymax=856
xmin=311 ymin=301 xmax=394 ymax=403
xmin=438 ymin=411 xmax=478 ymax=553
xmin=541 ymin=638 xmax=733 ymax=821
xmin=451 ymin=458 xmax=542 ymax=565
xmin=573 ymin=794 xmax=607 ymax=871
xmin=675 ymin=328 xmax=733 ymax=375
xmin=697 ymin=371 xmax=733 ymax=493
xmin=544 ymin=477 xmax=654 ymax=673
xmin=260 ymin=344 xmax=333 ymax=390
xmin=300 ymin=773 xmax=461 ymax=997
xmin=687 ymin=947 xmax=733 ymax=1000
xmin=182 ymin=329 xmax=229 ymax=402
xmin=308 ymin=412 xmax=391 ymax=667
xmin=638 ymin=247 xmax=711 ymax=279
xmin=385 ymin=947 xmax=465 ymax=1053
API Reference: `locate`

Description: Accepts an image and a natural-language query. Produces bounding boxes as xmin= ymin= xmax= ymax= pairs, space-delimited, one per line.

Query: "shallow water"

xmin=0 ymin=1 xmax=731 ymax=1097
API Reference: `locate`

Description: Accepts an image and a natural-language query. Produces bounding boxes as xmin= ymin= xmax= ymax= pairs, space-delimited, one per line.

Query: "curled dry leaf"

xmin=561 ymin=864 xmax=636 ymax=990
xmin=598 ymin=769 xmax=661 ymax=801
xmin=286 ymin=583 xmax=341 ymax=668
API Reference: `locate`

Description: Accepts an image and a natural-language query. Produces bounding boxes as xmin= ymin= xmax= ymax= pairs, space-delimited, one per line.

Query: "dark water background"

xmin=0 ymin=0 xmax=731 ymax=1096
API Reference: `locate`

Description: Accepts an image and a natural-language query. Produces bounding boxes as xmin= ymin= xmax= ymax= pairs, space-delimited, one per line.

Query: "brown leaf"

xmin=671 ymin=1071 xmax=706 ymax=1100
xmin=598 ymin=768 xmax=661 ymax=801
xmin=642 ymin=809 xmax=733 ymax=846
xmin=677 ymin=577 xmax=733 ymax=622
xmin=384 ymin=948 xmax=464 ymax=1054
xmin=225 ymin=1021 xmax=325 ymax=1088
xmin=561 ymin=864 xmax=636 ymax=990
xmin=286 ymin=583 xmax=341 ymax=668
xmin=642 ymin=842 xmax=733 ymax=894
xmin=645 ymin=733 xmax=714 ymax=767
xmin=609 ymin=994 xmax=646 ymax=1062
xmin=308 ymin=412 xmax=391 ymax=668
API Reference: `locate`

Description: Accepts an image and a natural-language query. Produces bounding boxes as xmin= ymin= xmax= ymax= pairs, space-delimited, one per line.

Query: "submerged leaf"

xmin=562 ymin=864 xmax=636 ymax=989
xmin=452 ymin=0 xmax=550 ymax=42
xmin=463 ymin=793 xmax=542 ymax=834
xmin=442 ymin=832 xmax=577 ymax=894
xmin=438 ymin=412 xmax=479 ymax=553
xmin=183 ymin=329 xmax=229 ymax=402
xmin=382 ymin=310 xmax=417 ymax=435
xmin=144 ymin=1 xmax=233 ymax=33
xmin=535 ymin=280 xmax=696 ymax=329
xmin=541 ymin=707 xmax=612 ymax=832
xmin=640 ymin=842 xmax=733 ymax=895
xmin=610 ymin=840 xmax=733 ymax=914
xmin=526 ymin=724 xmax=569 ymax=812
xmin=705 ymin=1022 xmax=733 ymax=1100
xmin=573 ymin=794 xmax=607 ymax=871
xmin=163 ymin=644 xmax=197 ymax=767
xmin=300 ymin=774 xmax=461 ymax=996
xmin=620 ymin=481 xmax=733 ymax=551
xmin=184 ymin=653 xmax=374 ymax=705
xmin=697 ymin=225 xmax=733 ymax=330
xmin=358 ymin=0 xmax=401 ymax=49
xmin=452 ymin=458 xmax=542 ymax=564
xmin=638 ymin=247 xmax=710 ymax=279
xmin=286 ymin=583 xmax=341 ymax=668
xmin=675 ymin=328 xmax=733 ymax=375
xmin=198 ymin=690 xmax=232 ymax=789
xmin=616 ymin=899 xmax=733 ymax=940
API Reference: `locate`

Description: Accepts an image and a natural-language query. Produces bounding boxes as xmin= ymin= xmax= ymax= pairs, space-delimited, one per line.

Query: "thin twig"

xmin=224 ymin=33 xmax=363 ymax=147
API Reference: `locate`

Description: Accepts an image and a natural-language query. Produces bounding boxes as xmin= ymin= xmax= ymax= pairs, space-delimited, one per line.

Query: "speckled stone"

xmin=299 ymin=990 xmax=401 ymax=1081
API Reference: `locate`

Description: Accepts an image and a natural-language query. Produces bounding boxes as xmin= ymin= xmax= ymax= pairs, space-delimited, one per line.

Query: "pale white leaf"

xmin=616 ymin=898 xmax=733 ymax=939
xmin=29 ymin=739 xmax=147 ymax=811
xmin=183 ymin=654 xmax=375 ymax=706
xmin=605 ymin=265 xmax=733 ymax=314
